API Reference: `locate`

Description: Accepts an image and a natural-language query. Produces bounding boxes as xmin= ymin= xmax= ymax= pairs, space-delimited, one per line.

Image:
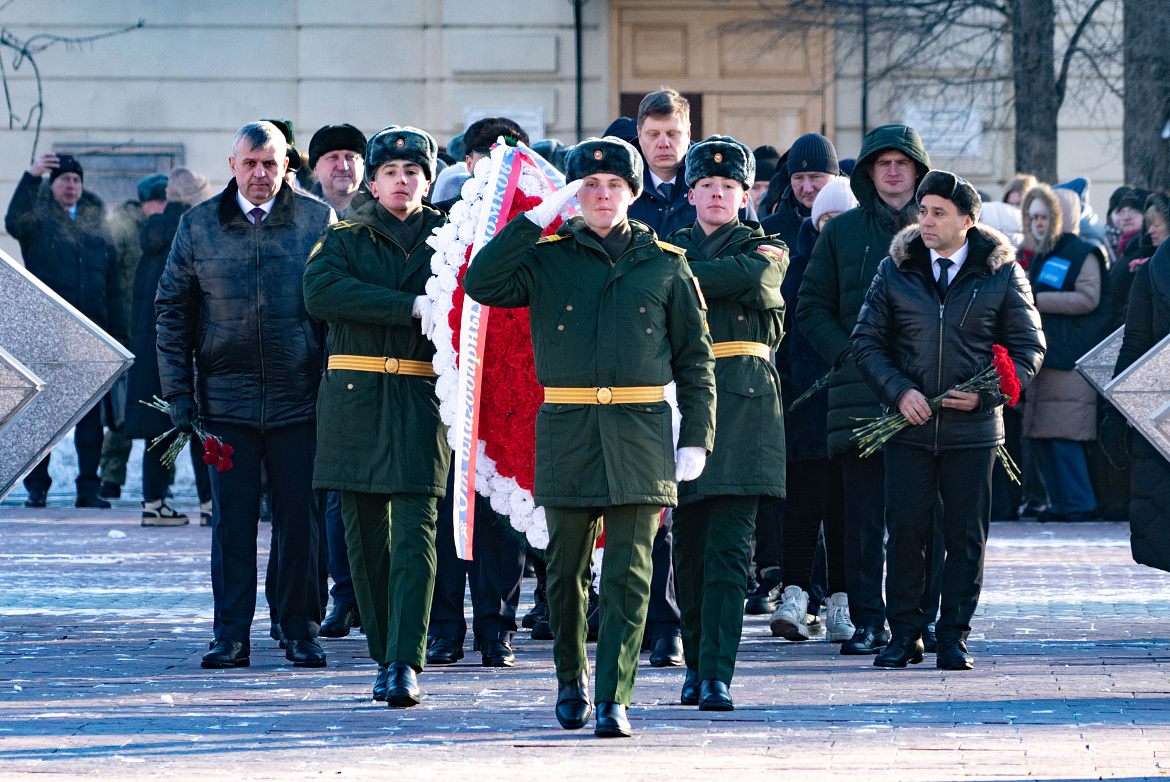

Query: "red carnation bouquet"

xmin=851 ymin=345 xmax=1022 ymax=481
xmin=140 ymin=395 xmax=233 ymax=471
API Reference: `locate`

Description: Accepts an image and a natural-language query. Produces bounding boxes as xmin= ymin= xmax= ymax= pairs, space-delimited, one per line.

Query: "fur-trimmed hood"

xmin=889 ymin=223 xmax=1017 ymax=275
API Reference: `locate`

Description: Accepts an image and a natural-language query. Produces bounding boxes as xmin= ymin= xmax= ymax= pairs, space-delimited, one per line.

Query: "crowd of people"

xmin=7 ymin=86 xmax=1170 ymax=738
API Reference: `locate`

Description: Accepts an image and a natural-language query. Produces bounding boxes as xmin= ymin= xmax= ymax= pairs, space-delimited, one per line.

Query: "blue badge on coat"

xmin=1037 ymin=257 xmax=1071 ymax=289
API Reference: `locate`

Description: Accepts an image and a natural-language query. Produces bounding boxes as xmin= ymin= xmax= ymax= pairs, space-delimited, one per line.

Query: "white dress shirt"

xmin=648 ymin=169 xmax=677 ymax=192
xmin=237 ymin=191 xmax=275 ymax=223
xmin=929 ymin=240 xmax=969 ymax=284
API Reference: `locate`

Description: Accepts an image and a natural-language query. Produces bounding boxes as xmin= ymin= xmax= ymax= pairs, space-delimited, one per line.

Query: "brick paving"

xmin=2 ymin=510 xmax=1170 ymax=780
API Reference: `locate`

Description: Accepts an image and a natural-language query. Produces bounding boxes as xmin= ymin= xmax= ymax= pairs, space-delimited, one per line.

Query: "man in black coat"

xmin=156 ymin=121 xmax=335 ymax=669
xmin=851 ymin=171 xmax=1045 ymax=670
xmin=6 ymin=152 xmax=126 ymax=508
xmin=760 ymin=133 xmax=839 ymax=253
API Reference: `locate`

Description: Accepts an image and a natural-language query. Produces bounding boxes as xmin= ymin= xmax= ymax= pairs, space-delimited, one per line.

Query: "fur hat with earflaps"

xmin=916 ymin=170 xmax=982 ymax=220
xmin=365 ymin=126 xmax=439 ymax=182
xmin=565 ymin=136 xmax=644 ymax=196
xmin=684 ymin=135 xmax=755 ymax=189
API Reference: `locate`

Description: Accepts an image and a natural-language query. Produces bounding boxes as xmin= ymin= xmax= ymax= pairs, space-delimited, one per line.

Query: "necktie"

xmin=249 ymin=207 xmax=265 ymax=225
xmin=936 ymin=257 xmax=953 ymax=302
xmin=658 ymin=182 xmax=673 ymax=201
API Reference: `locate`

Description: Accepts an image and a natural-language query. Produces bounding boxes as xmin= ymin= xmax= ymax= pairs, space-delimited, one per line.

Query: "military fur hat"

xmin=684 ymin=135 xmax=755 ymax=189
xmin=916 ymin=169 xmax=982 ymax=220
xmin=565 ymin=136 xmax=644 ymax=196
xmin=365 ymin=125 xmax=439 ymax=181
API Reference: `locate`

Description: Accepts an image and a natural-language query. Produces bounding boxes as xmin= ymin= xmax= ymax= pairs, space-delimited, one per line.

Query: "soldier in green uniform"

xmin=667 ymin=136 xmax=788 ymax=711
xmin=302 ymin=126 xmax=449 ymax=708
xmin=463 ymin=136 xmax=717 ymax=738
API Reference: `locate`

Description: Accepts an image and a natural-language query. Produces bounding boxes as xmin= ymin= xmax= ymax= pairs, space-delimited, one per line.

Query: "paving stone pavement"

xmin=2 ymin=510 xmax=1170 ymax=781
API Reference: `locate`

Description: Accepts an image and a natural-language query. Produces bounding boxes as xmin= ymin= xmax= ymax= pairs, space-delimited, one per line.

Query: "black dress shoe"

xmin=24 ymin=488 xmax=47 ymax=508
xmin=523 ymin=586 xmax=548 ymax=629
xmin=698 ymin=679 xmax=734 ymax=711
xmin=922 ymin=622 xmax=937 ymax=653
xmin=874 ymin=635 xmax=925 ymax=668
xmin=320 ymin=602 xmax=361 ymax=638
xmin=385 ymin=661 xmax=421 ymax=707
xmin=680 ymin=668 xmax=699 ymax=705
xmin=75 ymin=492 xmax=111 ymax=509
xmin=555 ymin=669 xmax=592 ymax=729
xmin=745 ymin=569 xmax=782 ymax=615
xmin=202 ymin=640 xmax=249 ymax=668
xmin=270 ymin=623 xmax=286 ymax=649
xmin=372 ymin=663 xmax=390 ymax=701
xmin=936 ymin=639 xmax=974 ymax=670
xmin=286 ymin=638 xmax=327 ymax=667
xmin=531 ymin=614 xmax=554 ymax=641
xmin=425 ymin=636 xmax=464 ymax=665
xmin=594 ymin=701 xmax=632 ymax=737
xmin=99 ymin=481 xmax=122 ymax=499
xmin=481 ymin=639 xmax=515 ymax=667
xmin=841 ymin=626 xmax=889 ymax=655
xmin=649 ymin=635 xmax=684 ymax=667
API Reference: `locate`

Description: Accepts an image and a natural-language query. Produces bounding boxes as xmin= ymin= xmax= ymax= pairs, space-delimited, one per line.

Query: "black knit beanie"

xmin=786 ymin=133 xmax=839 ymax=176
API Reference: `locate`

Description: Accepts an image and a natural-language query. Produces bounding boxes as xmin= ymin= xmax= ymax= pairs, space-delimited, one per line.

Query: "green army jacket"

xmin=302 ymin=200 xmax=451 ymax=497
xmin=668 ymin=221 xmax=788 ymax=502
xmin=463 ymin=215 xmax=716 ymax=508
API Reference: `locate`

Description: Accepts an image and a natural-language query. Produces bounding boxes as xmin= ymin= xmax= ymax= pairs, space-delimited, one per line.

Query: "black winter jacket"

xmin=124 ymin=202 xmax=186 ymax=439
xmin=4 ymin=172 xmax=126 ymax=341
xmin=1113 ymin=240 xmax=1170 ymax=573
xmin=155 ymin=181 xmax=336 ymax=429
xmin=851 ymin=224 xmax=1046 ymax=452
xmin=760 ymin=186 xmax=809 ymax=256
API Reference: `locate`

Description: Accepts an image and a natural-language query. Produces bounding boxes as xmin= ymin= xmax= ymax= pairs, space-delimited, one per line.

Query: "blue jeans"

xmin=325 ymin=490 xmax=357 ymax=607
xmin=1034 ymin=438 xmax=1097 ymax=515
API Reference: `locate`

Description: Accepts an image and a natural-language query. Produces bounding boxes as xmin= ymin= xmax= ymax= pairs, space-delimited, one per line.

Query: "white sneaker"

xmin=825 ymin=592 xmax=855 ymax=642
xmin=142 ymin=499 xmax=189 ymax=527
xmin=769 ymin=585 xmax=810 ymax=641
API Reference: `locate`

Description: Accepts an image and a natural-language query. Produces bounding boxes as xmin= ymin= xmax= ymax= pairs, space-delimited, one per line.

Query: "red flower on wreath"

xmin=446 ymin=189 xmax=561 ymax=494
xmin=992 ymin=344 xmax=1020 ymax=406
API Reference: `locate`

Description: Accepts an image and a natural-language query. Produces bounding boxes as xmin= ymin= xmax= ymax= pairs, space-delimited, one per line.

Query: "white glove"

xmin=413 ymin=295 xmax=435 ymax=340
xmin=525 ymin=179 xmax=582 ymax=229
xmin=674 ymin=446 xmax=707 ymax=483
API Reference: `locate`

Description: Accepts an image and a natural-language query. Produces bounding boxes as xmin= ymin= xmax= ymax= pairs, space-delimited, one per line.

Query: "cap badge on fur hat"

xmin=396 ymin=138 xmax=405 ymax=147
xmin=683 ymin=135 xmax=755 ymax=189
xmin=713 ymin=153 xmax=723 ymax=163
xmin=593 ymin=149 xmax=604 ymax=160
xmin=565 ymin=137 xmax=644 ymax=196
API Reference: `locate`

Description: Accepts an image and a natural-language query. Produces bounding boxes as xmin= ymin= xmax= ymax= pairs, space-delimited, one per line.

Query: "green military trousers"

xmin=339 ymin=491 xmax=438 ymax=670
xmin=672 ymin=495 xmax=759 ymax=684
xmin=545 ymin=504 xmax=661 ymax=706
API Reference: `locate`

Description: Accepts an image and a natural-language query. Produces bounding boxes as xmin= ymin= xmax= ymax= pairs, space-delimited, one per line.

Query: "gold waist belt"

xmin=543 ymin=386 xmax=666 ymax=405
xmin=328 ymin=354 xmax=437 ymax=377
xmin=711 ymin=341 xmax=771 ymax=360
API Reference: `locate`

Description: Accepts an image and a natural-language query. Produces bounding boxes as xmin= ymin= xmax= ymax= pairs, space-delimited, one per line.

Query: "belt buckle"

xmin=596 ymin=387 xmax=613 ymax=404
xmin=385 ymin=358 xmax=400 ymax=374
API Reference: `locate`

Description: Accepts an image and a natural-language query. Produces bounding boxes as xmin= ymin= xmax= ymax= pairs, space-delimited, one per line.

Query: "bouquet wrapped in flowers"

xmin=850 ymin=345 xmax=1021 ymax=481
xmin=139 ymin=396 xmax=234 ymax=471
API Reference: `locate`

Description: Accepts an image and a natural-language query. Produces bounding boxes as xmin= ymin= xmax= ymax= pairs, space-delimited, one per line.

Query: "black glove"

xmin=1099 ymin=407 xmax=1130 ymax=470
xmin=168 ymin=394 xmax=198 ymax=435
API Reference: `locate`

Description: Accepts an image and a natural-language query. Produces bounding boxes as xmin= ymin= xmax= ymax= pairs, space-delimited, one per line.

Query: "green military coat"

xmin=463 ymin=215 xmax=716 ymax=508
xmin=668 ymin=221 xmax=788 ymax=503
xmin=302 ymin=200 xmax=451 ymax=497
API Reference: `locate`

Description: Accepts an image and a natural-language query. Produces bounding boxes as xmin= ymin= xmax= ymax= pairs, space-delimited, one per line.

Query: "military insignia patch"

xmin=758 ymin=244 xmax=787 ymax=264
xmin=308 ymin=239 xmax=324 ymax=260
xmin=692 ymin=277 xmax=708 ymax=310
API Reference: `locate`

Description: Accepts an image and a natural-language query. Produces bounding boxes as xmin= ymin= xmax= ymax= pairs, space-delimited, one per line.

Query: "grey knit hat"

xmin=165 ymin=167 xmax=213 ymax=205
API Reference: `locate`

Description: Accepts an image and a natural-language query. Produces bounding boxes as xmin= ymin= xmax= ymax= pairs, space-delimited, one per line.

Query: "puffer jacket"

xmin=796 ymin=124 xmax=931 ymax=455
xmin=851 ymin=224 xmax=1046 ymax=452
xmin=155 ymin=180 xmax=336 ymax=428
xmin=4 ymin=172 xmax=126 ymax=341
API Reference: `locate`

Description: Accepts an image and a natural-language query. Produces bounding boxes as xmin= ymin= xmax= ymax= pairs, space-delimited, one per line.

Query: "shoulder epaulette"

xmin=656 ymin=240 xmax=686 ymax=255
xmin=536 ymin=234 xmax=568 ymax=244
xmin=330 ymin=219 xmax=361 ymax=231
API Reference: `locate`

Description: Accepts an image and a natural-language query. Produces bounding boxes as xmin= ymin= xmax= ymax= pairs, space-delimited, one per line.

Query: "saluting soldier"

xmin=463 ymin=136 xmax=716 ymax=738
xmin=667 ymin=136 xmax=787 ymax=711
xmin=302 ymin=126 xmax=449 ymax=708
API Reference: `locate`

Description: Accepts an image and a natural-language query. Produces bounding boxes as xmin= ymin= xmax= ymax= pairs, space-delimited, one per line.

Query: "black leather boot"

xmin=555 ymin=669 xmax=592 ymax=729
